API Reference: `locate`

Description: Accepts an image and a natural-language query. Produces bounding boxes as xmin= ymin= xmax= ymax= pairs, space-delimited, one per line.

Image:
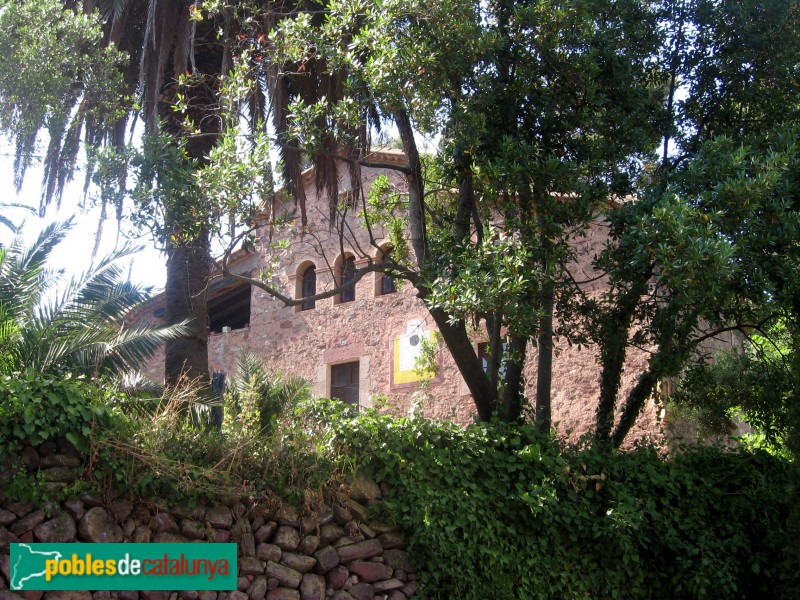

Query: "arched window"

xmin=380 ymin=248 xmax=396 ymax=295
xmin=301 ymin=265 xmax=316 ymax=311
xmin=341 ymin=257 xmax=356 ymax=303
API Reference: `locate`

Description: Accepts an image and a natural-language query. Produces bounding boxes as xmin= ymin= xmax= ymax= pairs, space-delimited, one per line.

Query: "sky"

xmin=0 ymin=144 xmax=167 ymax=291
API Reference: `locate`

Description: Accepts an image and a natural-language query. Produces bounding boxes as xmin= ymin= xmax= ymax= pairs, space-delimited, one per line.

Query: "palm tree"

xmin=225 ymin=351 xmax=311 ymax=436
xmin=0 ymin=219 xmax=185 ymax=377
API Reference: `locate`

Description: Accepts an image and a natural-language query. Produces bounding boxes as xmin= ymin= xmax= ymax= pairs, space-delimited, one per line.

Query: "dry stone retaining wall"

xmin=0 ymin=441 xmax=417 ymax=600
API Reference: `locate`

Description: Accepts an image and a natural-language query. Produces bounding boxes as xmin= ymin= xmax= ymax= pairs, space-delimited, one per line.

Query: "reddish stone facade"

xmin=130 ymin=150 xmax=672 ymax=442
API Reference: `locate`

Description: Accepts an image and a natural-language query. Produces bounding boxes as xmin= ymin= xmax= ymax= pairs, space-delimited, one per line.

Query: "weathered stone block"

xmin=40 ymin=454 xmax=80 ymax=469
xmin=312 ymin=546 xmax=339 ymax=575
xmin=1 ymin=553 xmax=10 ymax=583
xmin=214 ymin=528 xmax=231 ymax=543
xmin=347 ymin=477 xmax=381 ymax=503
xmin=296 ymin=535 xmax=319 ymax=556
xmin=298 ymin=518 xmax=316 ymax=536
xmin=336 ymin=539 xmax=382 ymax=564
xmin=346 ymin=561 xmax=393 ymax=583
xmin=206 ymin=507 xmax=233 ymax=529
xmin=279 ymin=553 xmax=315 ymax=574
xmin=263 ymin=562 xmax=302 ymax=589
xmin=151 ymin=513 xmax=179 ymax=533
xmin=342 ymin=500 xmax=366 ymax=523
xmin=78 ymin=508 xmax=122 ymax=543
xmin=318 ymin=523 xmax=344 ymax=546
xmin=11 ymin=510 xmax=45 ymax=536
xmin=140 ymin=592 xmax=170 ymax=600
xmin=6 ymin=502 xmax=34 ymax=518
xmin=34 ymin=512 xmax=76 ymax=543
xmin=247 ymin=576 xmax=267 ymax=600
xmin=298 ymin=573 xmax=324 ymax=600
xmin=181 ymin=519 xmax=206 ymax=540
xmin=131 ymin=525 xmax=151 ymax=543
xmin=373 ymin=579 xmax=404 ymax=593
xmin=239 ymin=533 xmax=256 ymax=557
xmin=0 ymin=509 xmax=16 ymax=527
xmin=152 ymin=532 xmax=188 ymax=543
xmin=42 ymin=592 xmax=92 ymax=600
xmin=272 ymin=526 xmax=299 ymax=552
xmin=21 ymin=447 xmax=40 ymax=471
xmin=332 ymin=504 xmax=351 ymax=525
xmin=357 ymin=524 xmax=375 ymax=539
xmin=256 ymin=544 xmax=281 ymax=563
xmin=325 ymin=566 xmax=349 ymax=590
xmin=239 ymin=557 xmax=264 ymax=577
xmin=400 ymin=581 xmax=417 ymax=598
xmin=274 ymin=506 xmax=299 ymax=527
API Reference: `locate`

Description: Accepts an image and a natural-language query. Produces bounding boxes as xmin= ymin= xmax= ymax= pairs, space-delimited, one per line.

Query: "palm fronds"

xmin=0 ymin=220 xmax=187 ymax=376
xmin=225 ymin=351 xmax=311 ymax=435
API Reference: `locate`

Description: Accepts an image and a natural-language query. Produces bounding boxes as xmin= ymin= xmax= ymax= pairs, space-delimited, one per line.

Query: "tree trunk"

xmin=164 ymin=227 xmax=211 ymax=386
xmin=501 ymin=334 xmax=527 ymax=422
xmin=535 ymin=281 xmax=554 ymax=432
xmin=427 ymin=306 xmax=498 ymax=421
xmin=533 ymin=182 xmax=554 ymax=433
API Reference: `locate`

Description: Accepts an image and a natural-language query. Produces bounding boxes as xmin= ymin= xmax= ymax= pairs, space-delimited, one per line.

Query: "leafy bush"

xmin=328 ymin=411 xmax=793 ymax=599
xmin=0 ymin=371 xmax=115 ymax=454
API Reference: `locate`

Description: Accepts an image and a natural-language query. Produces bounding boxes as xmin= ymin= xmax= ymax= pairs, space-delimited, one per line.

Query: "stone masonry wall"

xmin=0 ymin=440 xmax=418 ymax=600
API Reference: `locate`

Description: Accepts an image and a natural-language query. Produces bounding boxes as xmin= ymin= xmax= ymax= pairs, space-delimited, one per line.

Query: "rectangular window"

xmin=331 ymin=361 xmax=360 ymax=407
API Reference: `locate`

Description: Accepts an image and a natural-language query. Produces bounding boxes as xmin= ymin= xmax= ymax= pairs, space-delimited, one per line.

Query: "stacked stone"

xmin=0 ymin=443 xmax=418 ymax=600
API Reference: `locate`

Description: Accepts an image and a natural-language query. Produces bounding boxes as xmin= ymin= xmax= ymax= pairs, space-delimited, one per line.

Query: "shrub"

xmin=0 ymin=371 xmax=115 ymax=454
xmin=329 ymin=410 xmax=793 ymax=599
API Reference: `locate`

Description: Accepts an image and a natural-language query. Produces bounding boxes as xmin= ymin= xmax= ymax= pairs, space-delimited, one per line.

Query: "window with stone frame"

xmin=331 ymin=361 xmax=359 ymax=407
xmin=341 ymin=257 xmax=356 ymax=303
xmin=301 ymin=265 xmax=316 ymax=311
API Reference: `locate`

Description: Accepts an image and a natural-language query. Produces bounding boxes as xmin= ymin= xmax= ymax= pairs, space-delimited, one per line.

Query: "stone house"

xmin=130 ymin=149 xmax=703 ymax=442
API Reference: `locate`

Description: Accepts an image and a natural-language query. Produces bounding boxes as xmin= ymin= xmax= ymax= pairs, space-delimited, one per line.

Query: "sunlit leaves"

xmin=0 ymin=0 xmax=127 ymax=195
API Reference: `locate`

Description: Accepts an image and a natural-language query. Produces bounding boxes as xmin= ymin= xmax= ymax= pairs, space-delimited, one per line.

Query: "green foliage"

xmin=0 ymin=219 xmax=185 ymax=377
xmin=0 ymin=371 xmax=114 ymax=454
xmin=224 ymin=352 xmax=312 ymax=437
xmin=674 ymin=322 xmax=793 ymax=455
xmin=329 ymin=412 xmax=792 ymax=599
xmin=0 ymin=0 xmax=126 ymax=206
